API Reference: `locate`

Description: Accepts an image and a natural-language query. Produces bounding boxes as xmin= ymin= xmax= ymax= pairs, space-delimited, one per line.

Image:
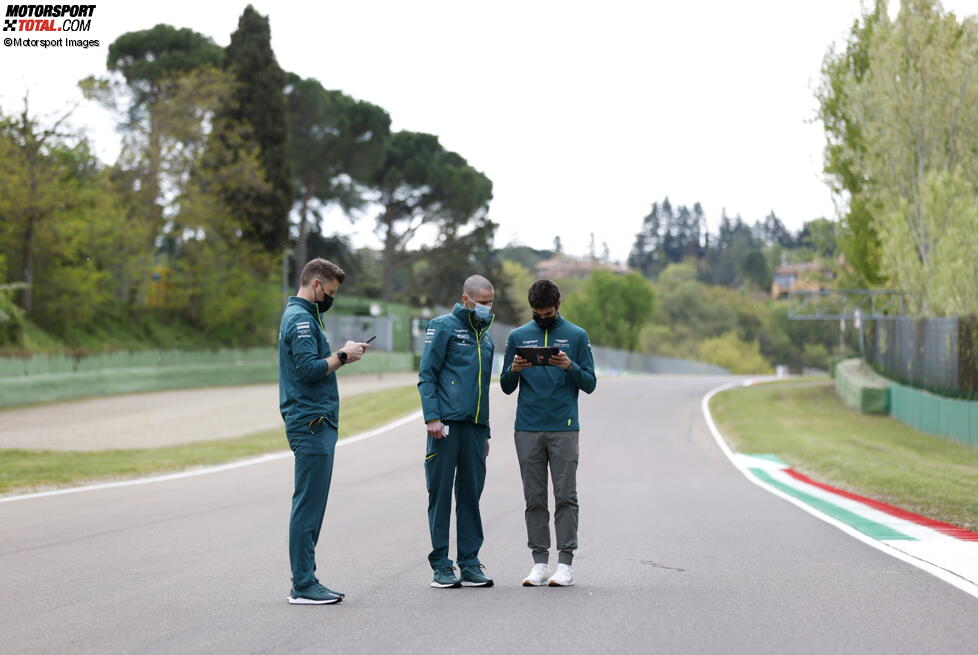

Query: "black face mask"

xmin=533 ymin=312 xmax=558 ymax=330
xmin=315 ymin=284 xmax=334 ymax=313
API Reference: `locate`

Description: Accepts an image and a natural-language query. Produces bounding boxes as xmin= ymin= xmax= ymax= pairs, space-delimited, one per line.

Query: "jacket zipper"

xmin=469 ymin=313 xmax=493 ymax=423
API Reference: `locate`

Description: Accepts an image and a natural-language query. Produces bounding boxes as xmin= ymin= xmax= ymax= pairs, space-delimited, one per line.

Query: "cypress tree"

xmin=223 ymin=5 xmax=292 ymax=253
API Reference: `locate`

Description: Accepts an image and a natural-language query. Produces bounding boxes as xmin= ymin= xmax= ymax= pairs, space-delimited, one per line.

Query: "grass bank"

xmin=710 ymin=378 xmax=978 ymax=532
xmin=0 ymin=384 xmax=420 ymax=496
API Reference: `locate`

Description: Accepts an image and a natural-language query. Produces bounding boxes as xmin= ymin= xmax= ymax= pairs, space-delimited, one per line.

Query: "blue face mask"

xmin=473 ymin=302 xmax=492 ymax=321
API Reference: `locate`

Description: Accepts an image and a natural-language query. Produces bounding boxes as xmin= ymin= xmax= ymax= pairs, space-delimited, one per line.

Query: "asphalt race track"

xmin=2 ymin=376 xmax=976 ymax=653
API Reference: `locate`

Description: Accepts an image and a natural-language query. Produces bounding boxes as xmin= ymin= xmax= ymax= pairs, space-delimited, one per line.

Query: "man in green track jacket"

xmin=418 ymin=274 xmax=496 ymax=589
xmin=279 ymin=258 xmax=371 ymax=605
xmin=500 ymin=279 xmax=596 ymax=588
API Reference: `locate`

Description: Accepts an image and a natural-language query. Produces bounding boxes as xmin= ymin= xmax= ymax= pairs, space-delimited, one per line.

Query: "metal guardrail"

xmin=788 ymin=289 xmax=905 ymax=320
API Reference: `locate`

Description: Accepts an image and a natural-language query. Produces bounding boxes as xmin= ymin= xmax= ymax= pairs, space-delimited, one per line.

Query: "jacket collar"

xmin=453 ymin=302 xmax=493 ymax=331
xmin=288 ymin=296 xmax=319 ymax=316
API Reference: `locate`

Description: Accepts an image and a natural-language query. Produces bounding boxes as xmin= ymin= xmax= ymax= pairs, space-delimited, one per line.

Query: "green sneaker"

xmin=320 ymin=585 xmax=345 ymax=599
xmin=287 ymin=583 xmax=342 ymax=605
xmin=430 ymin=566 xmax=462 ymax=588
xmin=460 ymin=564 xmax=494 ymax=587
xmin=291 ymin=579 xmax=344 ymax=599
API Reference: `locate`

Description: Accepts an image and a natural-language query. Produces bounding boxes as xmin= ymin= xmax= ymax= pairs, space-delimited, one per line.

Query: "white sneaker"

xmin=547 ymin=563 xmax=574 ymax=587
xmin=522 ymin=563 xmax=549 ymax=587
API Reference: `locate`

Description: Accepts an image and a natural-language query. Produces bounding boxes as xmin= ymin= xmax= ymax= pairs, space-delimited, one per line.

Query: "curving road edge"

xmin=701 ymin=379 xmax=978 ymax=601
xmin=0 ymin=410 xmax=423 ymax=504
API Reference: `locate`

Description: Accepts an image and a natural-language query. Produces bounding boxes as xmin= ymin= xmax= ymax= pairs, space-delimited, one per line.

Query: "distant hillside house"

xmin=535 ymin=257 xmax=627 ymax=279
xmin=771 ymin=261 xmax=834 ymax=299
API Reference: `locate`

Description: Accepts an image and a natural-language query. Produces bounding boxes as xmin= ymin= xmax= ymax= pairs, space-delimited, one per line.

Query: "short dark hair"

xmin=300 ymin=258 xmax=346 ymax=287
xmin=527 ymin=279 xmax=560 ymax=309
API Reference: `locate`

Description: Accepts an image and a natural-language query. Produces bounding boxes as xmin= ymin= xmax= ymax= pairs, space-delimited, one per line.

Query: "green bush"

xmin=698 ymin=332 xmax=772 ymax=374
xmin=802 ymin=342 xmax=830 ymax=370
xmin=562 ymin=271 xmax=654 ymax=351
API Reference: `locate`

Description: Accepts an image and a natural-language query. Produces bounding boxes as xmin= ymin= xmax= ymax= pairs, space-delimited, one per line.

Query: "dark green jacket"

xmin=278 ymin=297 xmax=339 ymax=441
xmin=500 ymin=316 xmax=596 ymax=431
xmin=418 ymin=303 xmax=494 ymax=426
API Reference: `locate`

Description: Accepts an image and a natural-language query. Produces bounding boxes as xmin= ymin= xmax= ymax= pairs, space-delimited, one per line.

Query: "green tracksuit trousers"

xmin=424 ymin=421 xmax=489 ymax=569
xmin=288 ymin=429 xmax=338 ymax=590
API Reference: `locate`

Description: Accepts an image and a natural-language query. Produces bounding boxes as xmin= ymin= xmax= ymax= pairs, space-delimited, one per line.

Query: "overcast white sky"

xmin=3 ymin=0 xmax=977 ymax=262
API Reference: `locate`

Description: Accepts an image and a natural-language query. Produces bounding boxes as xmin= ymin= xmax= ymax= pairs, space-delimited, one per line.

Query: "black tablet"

xmin=516 ymin=346 xmax=560 ymax=366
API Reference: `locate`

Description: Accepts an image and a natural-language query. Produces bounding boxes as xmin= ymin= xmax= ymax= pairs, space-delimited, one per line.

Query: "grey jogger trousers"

xmin=514 ymin=430 xmax=579 ymax=565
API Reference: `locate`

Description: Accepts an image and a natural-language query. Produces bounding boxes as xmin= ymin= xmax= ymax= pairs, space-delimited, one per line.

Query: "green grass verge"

xmin=710 ymin=378 xmax=978 ymax=532
xmin=0 ymin=384 xmax=421 ymax=496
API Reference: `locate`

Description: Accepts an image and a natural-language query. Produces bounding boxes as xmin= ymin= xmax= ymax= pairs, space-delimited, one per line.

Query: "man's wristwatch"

xmin=337 ymin=351 xmax=349 ymax=365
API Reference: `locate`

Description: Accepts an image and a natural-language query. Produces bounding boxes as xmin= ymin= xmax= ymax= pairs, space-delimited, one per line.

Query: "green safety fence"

xmin=828 ymin=355 xmax=847 ymax=379
xmin=0 ymin=348 xmax=275 ymax=378
xmin=890 ymin=381 xmax=978 ymax=448
xmin=0 ymin=349 xmax=415 ymax=408
xmin=833 ymin=357 xmax=978 ymax=447
xmin=834 ymin=358 xmax=890 ymax=414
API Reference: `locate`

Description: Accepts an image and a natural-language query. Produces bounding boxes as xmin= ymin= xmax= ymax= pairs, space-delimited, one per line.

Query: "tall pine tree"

xmin=285 ymin=74 xmax=391 ymax=283
xmin=82 ymin=25 xmax=224 ymax=275
xmin=628 ymin=201 xmax=663 ymax=278
xmin=222 ymin=5 xmax=292 ymax=254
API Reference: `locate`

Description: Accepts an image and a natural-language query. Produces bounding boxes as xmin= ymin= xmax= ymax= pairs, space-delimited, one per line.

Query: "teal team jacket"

xmin=418 ymin=303 xmax=495 ymax=426
xmin=500 ymin=315 xmax=597 ymax=431
xmin=278 ymin=296 xmax=339 ymax=440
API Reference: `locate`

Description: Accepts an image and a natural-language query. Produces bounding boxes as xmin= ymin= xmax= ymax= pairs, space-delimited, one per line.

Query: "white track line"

xmin=0 ymin=410 xmax=423 ymax=504
xmin=701 ymin=380 xmax=978 ymax=601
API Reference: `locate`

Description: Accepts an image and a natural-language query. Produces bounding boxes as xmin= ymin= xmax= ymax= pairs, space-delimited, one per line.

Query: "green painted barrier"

xmin=833 ymin=360 xmax=978 ymax=446
xmin=889 ymin=380 xmax=978 ymax=448
xmin=0 ymin=349 xmax=415 ymax=408
xmin=828 ymin=355 xmax=846 ymax=379
xmin=0 ymin=348 xmax=276 ymax=378
xmin=972 ymin=403 xmax=978 ymax=446
xmin=834 ymin=358 xmax=890 ymax=414
xmin=941 ymin=396 xmax=971 ymax=444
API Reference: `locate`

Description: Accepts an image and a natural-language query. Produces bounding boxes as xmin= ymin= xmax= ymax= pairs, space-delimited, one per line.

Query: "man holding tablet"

xmin=500 ymin=279 xmax=596 ymax=587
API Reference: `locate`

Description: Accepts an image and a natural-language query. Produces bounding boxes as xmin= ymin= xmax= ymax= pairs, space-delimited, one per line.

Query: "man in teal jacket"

xmin=500 ymin=279 xmax=596 ymax=587
xmin=279 ymin=258 xmax=371 ymax=605
xmin=418 ymin=274 xmax=496 ymax=589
